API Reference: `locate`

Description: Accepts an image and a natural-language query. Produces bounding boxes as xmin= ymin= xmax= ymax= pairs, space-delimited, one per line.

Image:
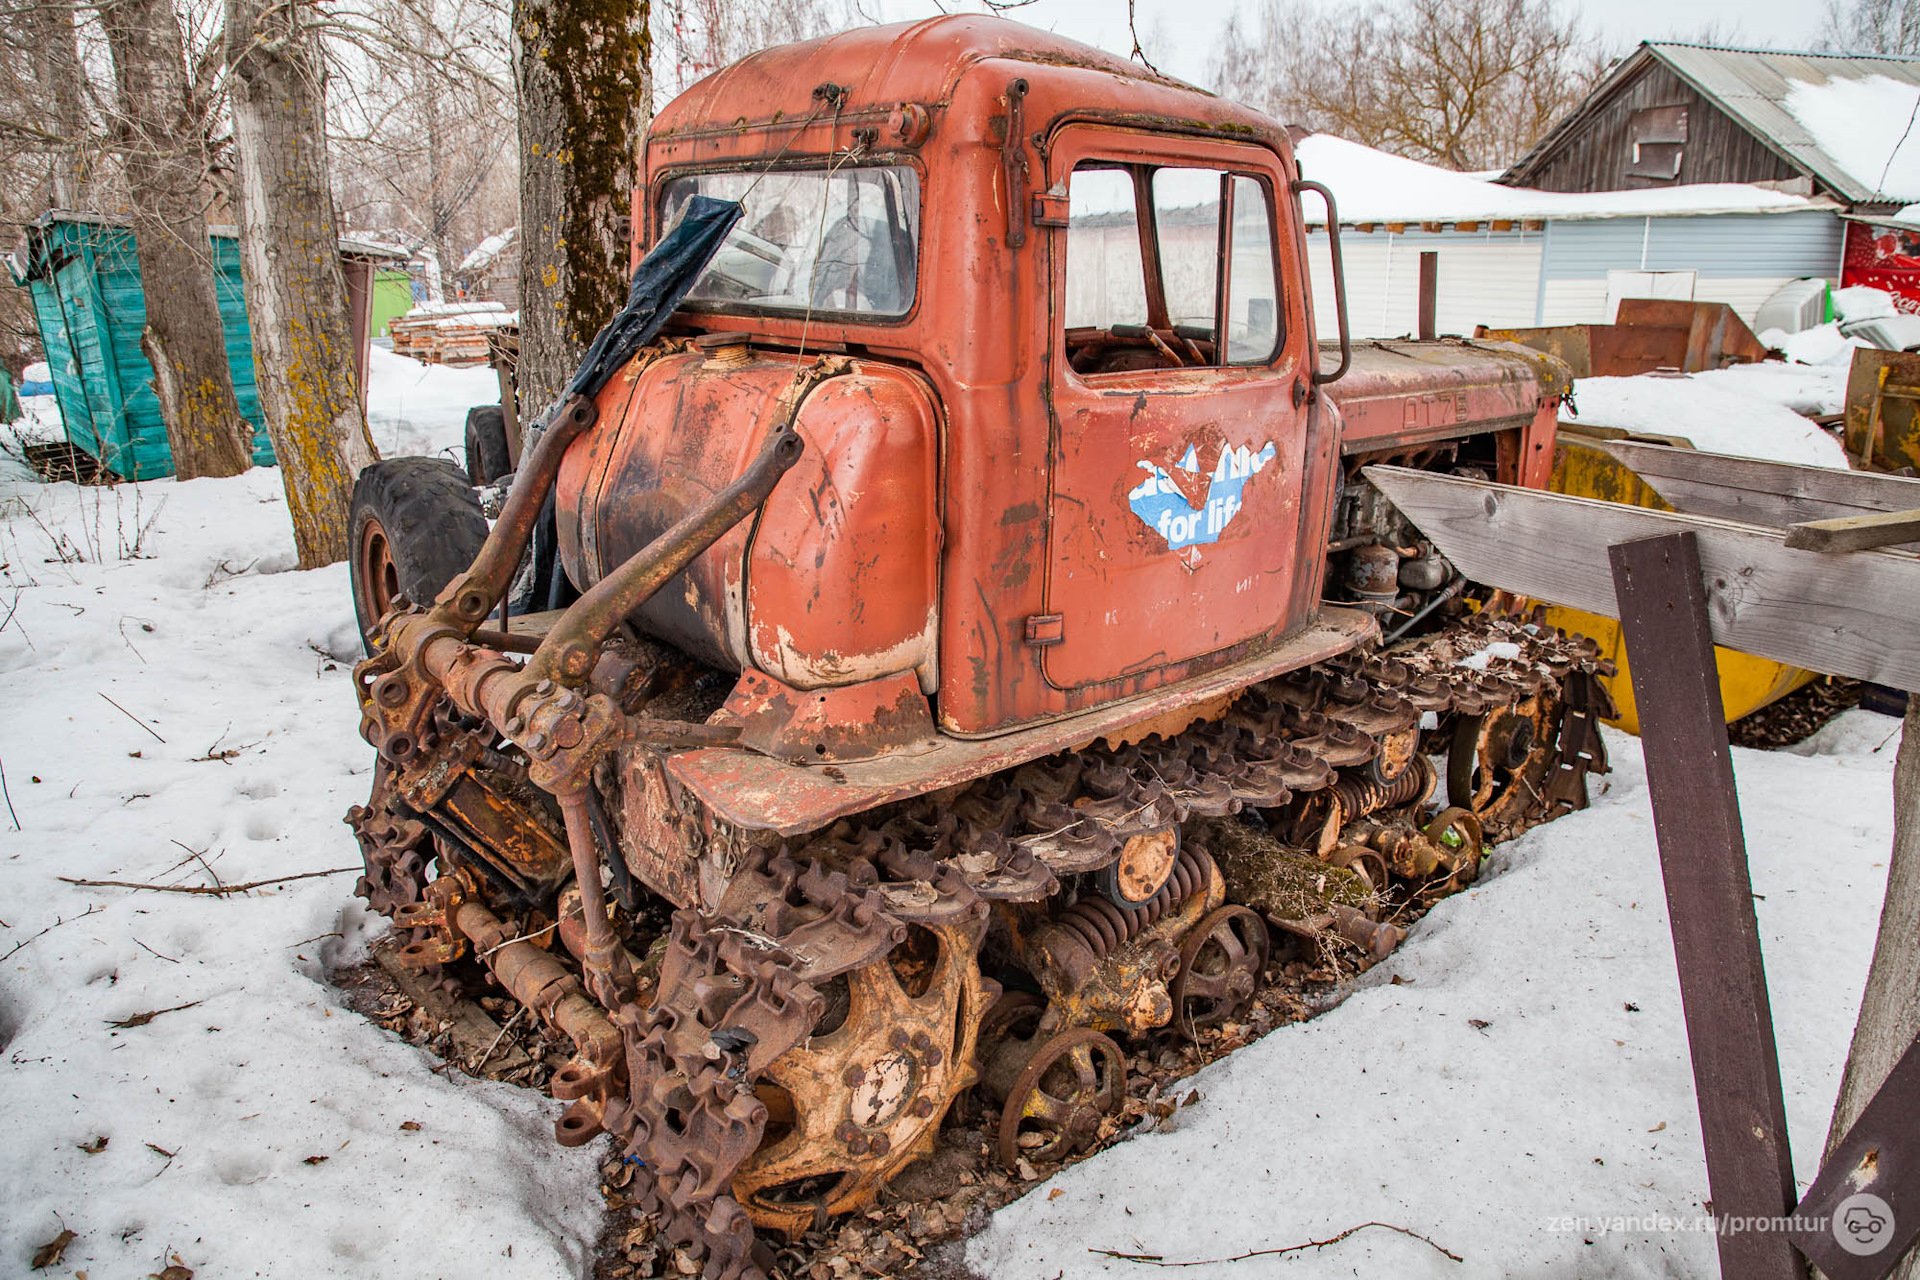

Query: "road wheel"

xmin=349 ymin=457 xmax=488 ymax=652
xmin=463 ymin=404 xmax=512 ymax=486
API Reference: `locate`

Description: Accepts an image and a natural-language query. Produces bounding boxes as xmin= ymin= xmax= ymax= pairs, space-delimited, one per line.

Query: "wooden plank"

xmin=1600 ymin=439 xmax=1920 ymax=536
xmin=503 ymin=607 xmax=564 ymax=640
xmin=1790 ymin=1035 xmax=1920 ymax=1280
xmin=1783 ymin=508 xmax=1920 ymax=554
xmin=371 ymin=935 xmax=533 ymax=1076
xmin=1611 ymin=532 xmax=1806 ymax=1280
xmin=1418 ymin=251 xmax=1438 ymax=341
xmin=1364 ymin=465 xmax=1920 ymax=691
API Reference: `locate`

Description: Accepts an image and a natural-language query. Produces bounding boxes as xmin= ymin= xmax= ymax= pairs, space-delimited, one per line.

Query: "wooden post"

xmin=1610 ymin=531 xmax=1807 ymax=1280
xmin=1418 ymin=251 xmax=1438 ymax=340
xmin=1790 ymin=1034 xmax=1920 ymax=1280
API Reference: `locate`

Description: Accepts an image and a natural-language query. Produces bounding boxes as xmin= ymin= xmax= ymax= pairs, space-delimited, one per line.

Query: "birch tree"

xmin=101 ymin=0 xmax=255 ymax=479
xmin=226 ymin=0 xmax=378 ymax=566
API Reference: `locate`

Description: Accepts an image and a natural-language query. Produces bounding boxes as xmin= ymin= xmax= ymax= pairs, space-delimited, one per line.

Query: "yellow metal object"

xmin=1541 ymin=438 xmax=1815 ymax=735
xmin=1843 ymin=348 xmax=1920 ymax=474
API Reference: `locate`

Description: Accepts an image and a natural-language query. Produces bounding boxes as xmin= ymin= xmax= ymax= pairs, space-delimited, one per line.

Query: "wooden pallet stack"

xmin=387 ymin=303 xmax=515 ymax=367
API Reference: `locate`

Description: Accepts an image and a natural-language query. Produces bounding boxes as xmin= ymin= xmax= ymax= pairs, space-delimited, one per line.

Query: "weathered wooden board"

xmin=1364 ymin=465 xmax=1920 ymax=691
xmin=1784 ymin=508 xmax=1920 ymax=554
xmin=372 ymin=935 xmax=533 ymax=1075
xmin=1790 ymin=1034 xmax=1920 ymax=1280
xmin=1613 ymin=532 xmax=1806 ymax=1280
xmin=1598 ymin=439 xmax=1920 ymax=544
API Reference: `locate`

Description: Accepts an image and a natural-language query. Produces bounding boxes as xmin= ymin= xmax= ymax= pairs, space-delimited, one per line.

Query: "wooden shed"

xmin=1500 ymin=45 xmax=1920 ymax=311
xmin=6 ymin=211 xmax=404 ymax=480
xmin=1502 ymin=44 xmax=1920 ymax=206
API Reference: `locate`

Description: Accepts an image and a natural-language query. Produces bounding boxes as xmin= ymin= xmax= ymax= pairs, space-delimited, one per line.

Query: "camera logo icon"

xmin=1833 ymin=1192 xmax=1896 ymax=1257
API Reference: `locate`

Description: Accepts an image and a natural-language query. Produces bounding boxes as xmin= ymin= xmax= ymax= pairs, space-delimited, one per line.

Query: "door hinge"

xmin=1031 ymin=191 xmax=1070 ymax=228
xmin=1024 ymin=613 xmax=1065 ymax=646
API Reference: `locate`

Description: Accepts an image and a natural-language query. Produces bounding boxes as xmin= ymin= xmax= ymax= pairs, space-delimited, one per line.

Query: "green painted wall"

xmin=9 ymin=218 xmax=323 ymax=478
xmin=370 ymin=269 xmax=414 ymax=338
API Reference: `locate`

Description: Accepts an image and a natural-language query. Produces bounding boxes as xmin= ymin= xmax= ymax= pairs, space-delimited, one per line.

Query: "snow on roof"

xmin=1784 ymin=74 xmax=1920 ymax=204
xmin=1296 ymin=134 xmax=1833 ymax=227
xmin=458 ymin=227 xmax=517 ymax=275
xmin=405 ymin=300 xmax=507 ymax=317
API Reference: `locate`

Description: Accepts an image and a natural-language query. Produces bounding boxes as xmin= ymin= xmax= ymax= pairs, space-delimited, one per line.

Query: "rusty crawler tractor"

xmin=345 ymin=17 xmax=1611 ymax=1278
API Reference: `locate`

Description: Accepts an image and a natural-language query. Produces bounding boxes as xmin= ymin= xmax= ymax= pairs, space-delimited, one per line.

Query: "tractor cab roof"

xmin=648 ymin=15 xmax=1288 ymax=153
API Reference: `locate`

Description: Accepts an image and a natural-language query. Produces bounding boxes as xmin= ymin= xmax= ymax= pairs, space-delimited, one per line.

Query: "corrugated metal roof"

xmin=1648 ymin=43 xmax=1920 ymax=205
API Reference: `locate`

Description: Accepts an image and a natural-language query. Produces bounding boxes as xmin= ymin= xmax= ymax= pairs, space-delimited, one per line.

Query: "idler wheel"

xmin=996 ymin=1027 xmax=1128 ymax=1170
xmin=1424 ymin=806 xmax=1486 ymax=892
xmin=1446 ymin=692 xmax=1558 ymax=839
xmin=1096 ymin=825 xmax=1181 ymax=907
xmin=1328 ymin=843 xmax=1391 ymax=896
xmin=1171 ymin=905 xmax=1269 ymax=1040
xmin=730 ymin=920 xmax=992 ymax=1237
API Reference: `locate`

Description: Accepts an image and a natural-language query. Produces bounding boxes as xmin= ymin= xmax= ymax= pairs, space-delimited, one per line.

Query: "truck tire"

xmin=350 ymin=457 xmax=489 ymax=652
xmin=464 ymin=405 xmax=512 ymax=486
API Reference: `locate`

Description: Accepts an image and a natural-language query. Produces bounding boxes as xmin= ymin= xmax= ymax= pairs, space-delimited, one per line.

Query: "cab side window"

xmin=1063 ymin=161 xmax=1284 ymax=375
xmin=1063 ymin=168 xmax=1148 ymax=331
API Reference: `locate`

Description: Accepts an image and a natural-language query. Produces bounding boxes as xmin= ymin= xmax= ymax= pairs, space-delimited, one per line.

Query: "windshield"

xmin=660 ymin=165 xmax=921 ymax=319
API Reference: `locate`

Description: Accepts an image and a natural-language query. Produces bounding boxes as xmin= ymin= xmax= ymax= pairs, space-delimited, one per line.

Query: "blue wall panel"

xmin=1642 ymin=211 xmax=1843 ymax=278
xmin=1538 ymin=219 xmax=1652 ymax=280
xmin=1540 ymin=211 xmax=1844 ymax=281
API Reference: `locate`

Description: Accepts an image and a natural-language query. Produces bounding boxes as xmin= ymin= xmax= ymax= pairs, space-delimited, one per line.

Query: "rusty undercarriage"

xmin=351 ymin=524 xmax=1610 ymax=1276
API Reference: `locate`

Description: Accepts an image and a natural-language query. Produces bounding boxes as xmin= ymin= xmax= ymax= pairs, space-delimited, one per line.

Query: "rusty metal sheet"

xmin=1328 ymin=338 xmax=1560 ymax=454
xmin=668 ymin=607 xmax=1377 ymax=835
xmin=745 ymin=367 xmax=940 ymax=693
xmin=1486 ymin=303 xmax=1768 ymax=381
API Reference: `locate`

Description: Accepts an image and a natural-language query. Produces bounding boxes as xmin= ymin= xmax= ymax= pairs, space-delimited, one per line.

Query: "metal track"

xmin=351 ymin=611 xmax=1612 ymax=1279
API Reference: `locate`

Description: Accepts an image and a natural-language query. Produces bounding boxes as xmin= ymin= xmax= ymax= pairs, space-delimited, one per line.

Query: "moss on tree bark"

xmin=224 ymin=0 xmax=378 ymax=568
xmin=512 ymin=0 xmax=651 ymax=415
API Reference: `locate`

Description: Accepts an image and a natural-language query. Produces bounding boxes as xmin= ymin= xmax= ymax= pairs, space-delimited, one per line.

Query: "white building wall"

xmin=1305 ymin=229 xmax=1543 ymax=340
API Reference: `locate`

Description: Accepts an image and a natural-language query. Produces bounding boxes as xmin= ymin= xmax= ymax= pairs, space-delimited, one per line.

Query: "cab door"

xmin=1040 ymin=127 xmax=1315 ymax=691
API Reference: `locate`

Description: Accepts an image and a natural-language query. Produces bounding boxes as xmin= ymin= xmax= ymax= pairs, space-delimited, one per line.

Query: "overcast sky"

xmin=868 ymin=0 xmax=1836 ymax=88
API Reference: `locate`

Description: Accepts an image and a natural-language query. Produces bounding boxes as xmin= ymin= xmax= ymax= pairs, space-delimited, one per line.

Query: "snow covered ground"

xmin=364 ymin=346 xmax=499 ymax=461
xmin=1565 ymin=367 xmax=1850 ymax=468
xmin=0 ymin=392 xmax=601 ymax=1278
xmin=969 ymin=713 xmax=1899 ymax=1278
xmin=0 ymin=353 xmax=1903 ymax=1278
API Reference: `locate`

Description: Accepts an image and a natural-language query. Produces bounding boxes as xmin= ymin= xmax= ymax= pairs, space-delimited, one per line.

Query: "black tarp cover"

xmin=563 ymin=195 xmax=743 ymax=404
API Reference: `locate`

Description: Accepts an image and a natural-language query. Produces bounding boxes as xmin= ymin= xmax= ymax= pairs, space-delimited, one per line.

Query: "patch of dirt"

xmin=1729 ymin=677 xmax=1862 ymax=749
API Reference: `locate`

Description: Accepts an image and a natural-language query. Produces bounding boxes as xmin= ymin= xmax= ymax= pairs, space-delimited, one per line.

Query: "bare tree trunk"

xmin=512 ymin=0 xmax=652 ymax=414
xmin=101 ymin=0 xmax=255 ymax=480
xmin=226 ymin=0 xmax=378 ymax=567
xmin=1824 ymin=699 xmax=1920 ymax=1279
xmin=20 ymin=3 xmax=89 ymax=207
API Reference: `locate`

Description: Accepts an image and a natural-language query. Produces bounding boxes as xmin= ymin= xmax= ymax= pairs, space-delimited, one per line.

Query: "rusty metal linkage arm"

xmin=525 ymin=420 xmax=808 ymax=687
xmin=432 ymin=393 xmax=599 ymax=631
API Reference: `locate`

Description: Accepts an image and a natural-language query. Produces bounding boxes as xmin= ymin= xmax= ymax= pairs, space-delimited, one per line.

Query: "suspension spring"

xmin=1051 ymin=846 xmax=1215 ymax=961
xmin=1329 ymin=755 xmax=1435 ymax=820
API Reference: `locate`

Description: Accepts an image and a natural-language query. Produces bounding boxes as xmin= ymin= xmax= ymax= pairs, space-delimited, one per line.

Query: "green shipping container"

xmin=7 ymin=212 xmax=404 ymax=480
